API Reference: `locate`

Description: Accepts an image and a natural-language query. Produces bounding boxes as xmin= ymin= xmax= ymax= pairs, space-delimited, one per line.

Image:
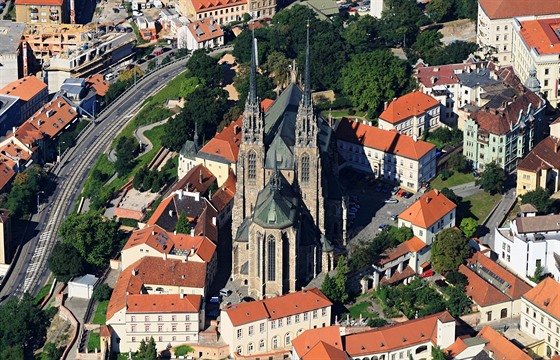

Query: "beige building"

xmin=180 ymin=0 xmax=247 ymax=25
xmin=512 ymin=17 xmax=560 ymax=107
xmin=378 ymin=91 xmax=442 ymax=138
xmin=248 ymin=0 xmax=275 ymax=19
xmin=335 ymin=118 xmax=437 ymax=192
xmin=459 ymin=252 xmax=532 ymax=325
xmin=516 ymin=120 xmax=560 ymax=197
xmin=476 ymin=0 xmax=560 ymax=65
xmin=15 ymin=0 xmax=69 ymax=24
xmin=220 ymin=288 xmax=332 ymax=359
xmin=520 ymin=278 xmax=560 ymax=358
xmin=0 ymin=210 xmax=13 ymax=265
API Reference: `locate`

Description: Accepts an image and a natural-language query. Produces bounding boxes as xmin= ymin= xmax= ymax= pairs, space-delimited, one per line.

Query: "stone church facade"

xmin=232 ymin=28 xmax=344 ymax=299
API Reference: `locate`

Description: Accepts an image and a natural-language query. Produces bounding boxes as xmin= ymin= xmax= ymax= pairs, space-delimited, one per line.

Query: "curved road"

xmin=0 ymin=46 xmax=231 ymax=301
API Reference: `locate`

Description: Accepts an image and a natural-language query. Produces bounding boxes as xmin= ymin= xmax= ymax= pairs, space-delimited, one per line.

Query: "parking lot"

xmin=339 ymin=169 xmax=424 ymax=249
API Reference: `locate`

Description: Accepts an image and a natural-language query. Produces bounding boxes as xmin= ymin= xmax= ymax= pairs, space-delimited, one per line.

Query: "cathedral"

xmin=232 ymin=27 xmax=345 ymax=299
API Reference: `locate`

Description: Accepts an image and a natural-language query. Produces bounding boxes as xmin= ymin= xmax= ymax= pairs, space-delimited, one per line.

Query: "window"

xmin=313 ymin=310 xmax=318 ymax=319
xmin=278 ymin=319 xmax=283 ymax=327
xmin=131 ymin=316 xmax=136 ymax=322
xmin=285 ymin=333 xmax=291 ymax=345
xmin=158 ymin=325 xmax=163 ymax=332
xmin=248 ymin=151 xmax=256 ymax=183
xmin=237 ymin=329 xmax=242 ymax=339
xmin=272 ymin=336 xmax=279 ymax=349
xmin=132 ymin=337 xmax=136 ymax=342
xmin=271 ymin=320 xmax=276 ymax=329
xmin=248 ymin=343 xmax=254 ymax=353
xmin=322 ymin=308 xmax=327 ymax=316
xmin=158 ymin=315 xmax=163 ymax=321
xmin=544 ymin=80 xmax=549 ymax=87
xmin=260 ymin=323 xmax=265 ymax=333
xmin=295 ymin=314 xmax=300 ymax=323
xmin=185 ymin=315 xmax=190 ymax=321
xmin=304 ymin=312 xmax=309 ymax=321
xmin=236 ymin=345 xmax=242 ymax=354
xmin=545 ymin=68 xmax=549 ymax=75
xmin=145 ymin=316 xmax=150 ymax=322
xmin=267 ymin=235 xmax=276 ymax=281
xmin=536 ymin=259 xmax=542 ymax=268
xmin=249 ymin=326 xmax=254 ymax=335
xmin=172 ymin=315 xmax=177 ymax=321
xmin=131 ymin=325 xmax=136 ymax=332
xmin=287 ymin=316 xmax=292 ymax=325
xmin=185 ymin=324 xmax=190 ymax=331
xmin=259 ymin=339 xmax=265 ymax=349
xmin=159 ymin=336 xmax=162 ymax=342
xmin=145 ymin=325 xmax=150 ymax=332
xmin=301 ymin=154 xmax=310 ymax=183
xmin=172 ymin=325 xmax=177 ymax=332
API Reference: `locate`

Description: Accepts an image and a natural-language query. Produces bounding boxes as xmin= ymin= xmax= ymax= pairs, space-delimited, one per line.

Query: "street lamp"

xmin=37 ymin=191 xmax=44 ymax=212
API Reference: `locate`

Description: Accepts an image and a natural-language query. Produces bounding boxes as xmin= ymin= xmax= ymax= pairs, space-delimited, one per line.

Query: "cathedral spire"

xmin=270 ymin=146 xmax=282 ymax=191
xmin=193 ymin=121 xmax=199 ymax=151
xmin=303 ymin=21 xmax=311 ymax=107
xmin=248 ymin=28 xmax=258 ymax=106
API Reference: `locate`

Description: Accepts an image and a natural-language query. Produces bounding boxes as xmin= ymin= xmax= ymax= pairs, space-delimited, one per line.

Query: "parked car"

xmin=378 ymin=223 xmax=389 ymax=231
xmin=403 ymin=192 xmax=413 ymax=199
xmin=396 ymin=189 xmax=406 ymax=197
xmin=391 ymin=187 xmax=400 ymax=196
xmin=390 ymin=214 xmax=398 ymax=221
xmin=421 ymin=269 xmax=435 ymax=278
xmin=242 ymin=296 xmax=255 ymax=302
xmin=209 ymin=296 xmax=221 ymax=303
xmin=384 ymin=198 xmax=398 ymax=204
xmin=219 ymin=288 xmax=232 ymax=297
xmin=132 ymin=10 xmax=143 ymax=16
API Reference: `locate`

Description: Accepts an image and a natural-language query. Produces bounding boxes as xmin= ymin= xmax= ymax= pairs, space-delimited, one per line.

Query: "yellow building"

xmin=15 ymin=0 xmax=68 ymax=24
xmin=516 ymin=119 xmax=560 ymax=197
xmin=179 ymin=0 xmax=247 ymax=25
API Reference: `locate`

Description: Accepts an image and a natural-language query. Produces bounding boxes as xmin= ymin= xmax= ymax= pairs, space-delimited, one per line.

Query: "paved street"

xmin=479 ymin=188 xmax=517 ymax=249
xmin=450 ymin=181 xmax=483 ymax=198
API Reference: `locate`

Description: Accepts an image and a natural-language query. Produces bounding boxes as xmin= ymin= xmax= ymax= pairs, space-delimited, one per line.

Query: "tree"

xmin=430 ymin=228 xmax=470 ymax=274
xmin=333 ymin=256 xmax=350 ymax=303
xmin=263 ymin=51 xmax=291 ymax=89
xmin=440 ymin=187 xmax=461 ymax=205
xmin=426 ymin=0 xmax=452 ymax=23
xmin=378 ymin=0 xmax=430 ymax=46
xmin=5 ymin=165 xmax=48 ymax=217
xmin=235 ymin=70 xmax=276 ymax=109
xmin=528 ymin=264 xmax=548 ymax=283
xmin=114 ymin=136 xmax=138 ymax=177
xmin=147 ymin=59 xmax=157 ymax=71
xmin=48 ymin=242 xmax=85 ymax=282
xmin=341 ymin=50 xmax=410 ymax=113
xmin=178 ymin=76 xmax=202 ymax=99
xmin=448 ymin=153 xmax=471 ymax=173
xmin=434 ymin=41 xmax=479 ymax=65
xmin=58 ymin=212 xmax=120 ymax=268
xmin=431 ymin=346 xmax=450 ymax=360
xmin=175 ymin=212 xmax=191 ymax=234
xmin=321 ymin=273 xmax=336 ymax=301
xmin=447 ymin=285 xmax=471 ymax=316
xmin=133 ymin=165 xmax=148 ymax=191
xmin=411 ymin=30 xmax=443 ymax=64
xmin=343 ymin=15 xmax=382 ymax=54
xmin=138 ymin=337 xmax=157 ymax=360
xmin=93 ymin=284 xmax=113 ymax=302
xmin=445 ymin=270 xmax=468 ymax=287
xmin=42 ymin=342 xmax=63 ymax=360
xmin=454 ymin=0 xmax=477 ymax=20
xmin=459 ymin=217 xmax=478 ymax=238
xmin=476 ymin=161 xmax=506 ymax=195
xmin=521 ymin=187 xmax=553 ymax=214
xmin=388 ymin=226 xmax=414 ymax=243
xmin=186 ymin=49 xmax=224 ymax=87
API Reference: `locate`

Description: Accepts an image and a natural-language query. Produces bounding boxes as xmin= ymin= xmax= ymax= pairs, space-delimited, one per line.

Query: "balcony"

xmin=29 ymin=7 xmax=39 ymax=13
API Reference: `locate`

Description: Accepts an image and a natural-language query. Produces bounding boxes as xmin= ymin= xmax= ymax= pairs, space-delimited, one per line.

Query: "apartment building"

xmin=462 ymin=88 xmax=545 ymax=172
xmin=0 ymin=210 xmax=13 ymax=265
xmin=0 ymin=95 xmax=21 ymax=138
xmin=476 ymin=0 xmax=560 ymax=65
xmin=0 ymin=76 xmax=48 ymax=123
xmin=449 ymin=326 xmax=532 ymax=360
xmin=458 ymin=252 xmax=532 ymax=324
xmin=335 ymin=118 xmax=437 ymax=192
xmin=516 ymin=120 xmax=560 ymax=196
xmin=0 ymin=21 xmax=26 ymax=90
xmin=247 ymin=0 xmax=275 ymax=19
xmin=378 ymin=91 xmax=442 ymax=138
xmin=291 ymin=326 xmax=347 ymax=360
xmin=520 ymin=278 xmax=560 ymax=358
xmin=106 ymin=257 xmax=209 ymax=352
xmin=179 ymin=0 xmax=247 ymax=25
xmin=494 ymin=214 xmax=560 ymax=283
xmin=15 ymin=0 xmax=69 ymax=24
xmin=220 ymin=288 xmax=332 ymax=359
xmin=512 ymin=17 xmax=560 ymax=107
xmin=178 ymin=18 xmax=224 ymax=51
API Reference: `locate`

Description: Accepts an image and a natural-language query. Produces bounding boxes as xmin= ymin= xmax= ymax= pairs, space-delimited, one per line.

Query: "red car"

xmin=397 ymin=189 xmax=406 ymax=197
xmin=421 ymin=269 xmax=434 ymax=278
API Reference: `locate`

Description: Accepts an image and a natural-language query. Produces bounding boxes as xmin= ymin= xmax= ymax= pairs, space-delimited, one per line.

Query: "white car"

xmin=132 ymin=10 xmax=143 ymax=16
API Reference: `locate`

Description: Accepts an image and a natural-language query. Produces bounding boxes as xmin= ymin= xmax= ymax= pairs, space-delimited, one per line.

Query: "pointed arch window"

xmin=256 ymin=232 xmax=263 ymax=278
xmin=301 ymin=154 xmax=310 ymax=184
xmin=248 ymin=151 xmax=256 ymax=184
xmin=267 ymin=234 xmax=276 ymax=281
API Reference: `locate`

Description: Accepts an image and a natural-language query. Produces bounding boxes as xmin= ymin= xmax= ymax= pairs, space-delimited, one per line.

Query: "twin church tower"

xmin=231 ymin=25 xmax=345 ymax=298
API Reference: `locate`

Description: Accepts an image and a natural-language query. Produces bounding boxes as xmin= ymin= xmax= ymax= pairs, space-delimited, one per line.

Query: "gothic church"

xmin=232 ymin=27 xmax=344 ymax=298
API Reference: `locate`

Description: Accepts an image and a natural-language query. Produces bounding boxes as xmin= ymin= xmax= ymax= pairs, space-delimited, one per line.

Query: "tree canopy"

xmin=459 ymin=217 xmax=478 ymax=238
xmin=186 ymin=50 xmax=224 ymax=87
xmin=114 ymin=136 xmax=138 ymax=177
xmin=520 ymin=187 xmax=553 ymax=214
xmin=477 ymin=162 xmax=506 ymax=195
xmin=58 ymin=212 xmax=121 ymax=268
xmin=49 ymin=242 xmax=85 ymax=282
xmin=430 ymin=228 xmax=471 ymax=273
xmin=322 ymin=256 xmax=349 ymax=303
xmin=3 ymin=165 xmax=49 ymax=218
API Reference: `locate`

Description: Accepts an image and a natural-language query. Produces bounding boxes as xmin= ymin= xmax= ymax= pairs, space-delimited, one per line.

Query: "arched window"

xmin=236 ymin=345 xmax=242 ymax=354
xmin=285 ymin=333 xmax=291 ymax=346
xmin=256 ymin=232 xmax=263 ymax=277
xmin=501 ymin=308 xmax=508 ymax=319
xmin=248 ymin=343 xmax=254 ymax=354
xmin=248 ymin=151 xmax=256 ymax=183
xmin=272 ymin=336 xmax=278 ymax=349
xmin=267 ymin=235 xmax=276 ymax=281
xmin=301 ymin=154 xmax=310 ymax=184
xmin=259 ymin=339 xmax=265 ymax=350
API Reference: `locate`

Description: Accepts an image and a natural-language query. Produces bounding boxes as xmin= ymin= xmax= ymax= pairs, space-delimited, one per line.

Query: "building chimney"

xmin=169 ymin=210 xmax=174 ymax=217
xmin=199 ymin=170 xmax=203 ymax=184
xmin=212 ymin=217 xmax=216 ymax=226
xmin=426 ymin=197 xmax=431 ymax=203
xmin=413 ymin=135 xmax=418 ymax=142
xmin=132 ymin=268 xmax=138 ymax=276
xmin=190 ymin=228 xmax=195 ymax=237
xmin=180 ymin=290 xmax=184 ymax=299
xmin=163 ymin=252 xmax=167 ymax=260
xmin=384 ymin=101 xmax=389 ymax=111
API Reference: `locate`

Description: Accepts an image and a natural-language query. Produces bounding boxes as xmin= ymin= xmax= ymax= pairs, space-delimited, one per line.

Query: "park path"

xmin=108 ymin=118 xmax=169 ymax=162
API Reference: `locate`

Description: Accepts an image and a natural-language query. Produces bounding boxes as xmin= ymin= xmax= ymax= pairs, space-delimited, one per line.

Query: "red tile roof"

xmin=15 ymin=0 xmax=63 ymax=4
xmin=415 ymin=62 xmax=487 ymax=88
xmin=27 ymin=97 xmax=79 ymax=138
xmin=522 ymin=277 xmax=560 ymax=320
xmin=198 ymin=116 xmax=242 ymax=163
xmin=188 ymin=18 xmax=224 ymax=43
xmin=107 ymin=259 xmax=143 ymax=321
xmin=478 ymin=326 xmax=532 ymax=360
xmin=0 ymin=76 xmax=47 ymax=102
xmin=12 ymin=122 xmax=44 ymax=147
xmin=379 ymin=91 xmax=440 ymax=124
xmin=446 ymin=337 xmax=468 ymax=358
xmin=172 ymin=163 xmax=216 ymax=193
xmin=86 ymin=74 xmax=110 ymax=97
xmin=302 ymin=342 xmax=348 ymax=360
xmin=292 ymin=326 xmax=343 ymax=359
xmin=378 ymin=236 xmax=426 ymax=265
xmin=518 ymin=136 xmax=560 ymax=172
xmin=335 ymin=118 xmax=436 ymax=161
xmin=209 ymin=168 xmax=236 ymax=212
xmin=223 ymin=288 xmax=332 ymax=326
xmin=479 ymin=0 xmax=560 ymax=20
xmin=459 ymin=264 xmax=511 ymax=306
xmin=345 ymin=312 xmax=454 ymax=356
xmin=398 ymin=189 xmax=456 ymax=228
xmin=190 ymin=0 xmax=246 ymax=12
xmin=518 ymin=18 xmax=560 ymax=55
xmin=127 ymin=294 xmax=201 ymax=313
xmin=0 ymin=156 xmax=17 ymax=191
xmin=133 ymin=256 xmax=208 ymax=289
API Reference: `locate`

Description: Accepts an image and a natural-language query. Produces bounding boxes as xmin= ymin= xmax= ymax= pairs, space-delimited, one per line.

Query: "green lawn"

xmin=92 ymin=300 xmax=109 ymax=325
xmin=457 ymin=192 xmax=502 ymax=224
xmin=348 ymin=301 xmax=378 ymax=320
xmin=430 ymin=172 xmax=475 ymax=189
xmin=87 ymin=332 xmax=100 ymax=352
xmin=34 ymin=278 xmax=54 ymax=306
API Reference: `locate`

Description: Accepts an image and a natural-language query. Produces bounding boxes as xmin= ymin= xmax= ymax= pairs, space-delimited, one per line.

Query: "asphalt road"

xmin=0 ymin=47 xmax=232 ymax=302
